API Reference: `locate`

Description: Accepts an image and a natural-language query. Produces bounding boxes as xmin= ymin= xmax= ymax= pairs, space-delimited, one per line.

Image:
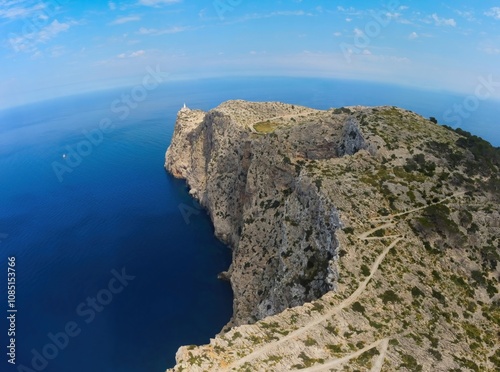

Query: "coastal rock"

xmin=166 ymin=101 xmax=364 ymax=325
xmin=165 ymin=101 xmax=500 ymax=371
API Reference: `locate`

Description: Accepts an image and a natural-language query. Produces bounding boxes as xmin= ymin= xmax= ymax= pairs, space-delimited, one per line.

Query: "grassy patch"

xmin=254 ymin=121 xmax=280 ymax=133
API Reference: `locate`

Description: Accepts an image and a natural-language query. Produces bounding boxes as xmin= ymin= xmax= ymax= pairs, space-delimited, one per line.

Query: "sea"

xmin=0 ymin=77 xmax=498 ymax=372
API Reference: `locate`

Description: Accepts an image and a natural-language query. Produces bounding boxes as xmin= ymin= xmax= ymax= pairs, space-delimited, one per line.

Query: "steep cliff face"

xmin=166 ymin=101 xmax=367 ymax=325
xmin=166 ymin=101 xmax=500 ymax=372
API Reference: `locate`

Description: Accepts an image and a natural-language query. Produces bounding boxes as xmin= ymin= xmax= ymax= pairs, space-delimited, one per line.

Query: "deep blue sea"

xmin=0 ymin=77 xmax=498 ymax=372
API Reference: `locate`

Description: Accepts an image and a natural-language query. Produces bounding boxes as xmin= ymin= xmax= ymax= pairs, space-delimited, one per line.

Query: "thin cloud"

xmin=455 ymin=10 xmax=476 ymax=22
xmin=8 ymin=19 xmax=72 ymax=53
xmin=138 ymin=0 xmax=182 ymax=6
xmin=431 ymin=13 xmax=456 ymax=27
xmin=230 ymin=10 xmax=313 ymax=24
xmin=138 ymin=25 xmax=191 ymax=35
xmin=37 ymin=19 xmax=70 ymax=41
xmin=353 ymin=28 xmax=364 ymax=37
xmin=480 ymin=47 xmax=500 ymax=55
xmin=117 ymin=49 xmax=146 ymax=58
xmin=485 ymin=7 xmax=500 ymax=20
xmin=0 ymin=2 xmax=46 ymax=19
xmin=409 ymin=32 xmax=418 ymax=40
xmin=49 ymin=45 xmax=66 ymax=57
xmin=364 ymin=54 xmax=410 ymax=63
xmin=110 ymin=16 xmax=141 ymax=25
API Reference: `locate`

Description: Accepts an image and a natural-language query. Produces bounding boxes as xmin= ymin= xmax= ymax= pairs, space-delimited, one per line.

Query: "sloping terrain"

xmin=165 ymin=101 xmax=499 ymax=371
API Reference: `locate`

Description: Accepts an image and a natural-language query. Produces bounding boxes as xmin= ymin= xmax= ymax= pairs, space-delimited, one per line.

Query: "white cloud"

xmin=138 ymin=25 xmax=190 ymax=35
xmin=8 ymin=19 xmax=72 ymax=53
xmin=222 ymin=10 xmax=312 ymax=25
xmin=337 ymin=6 xmax=356 ymax=13
xmin=30 ymin=50 xmax=42 ymax=59
xmin=130 ymin=50 xmax=145 ymax=57
xmin=479 ymin=46 xmax=500 ymax=55
xmin=485 ymin=7 xmax=500 ymax=20
xmin=108 ymin=1 xmax=117 ymax=11
xmin=431 ymin=13 xmax=456 ymax=27
xmin=110 ymin=16 xmax=141 ymax=25
xmin=386 ymin=12 xmax=401 ymax=19
xmin=455 ymin=10 xmax=475 ymax=22
xmin=37 ymin=19 xmax=69 ymax=42
xmin=117 ymin=50 xmax=145 ymax=58
xmin=477 ymin=39 xmax=500 ymax=55
xmin=138 ymin=0 xmax=181 ymax=6
xmin=409 ymin=32 xmax=418 ymax=40
xmin=240 ymin=10 xmax=312 ymax=21
xmin=353 ymin=28 xmax=364 ymax=37
xmin=333 ymin=32 xmax=342 ymax=37
xmin=0 ymin=2 xmax=47 ymax=19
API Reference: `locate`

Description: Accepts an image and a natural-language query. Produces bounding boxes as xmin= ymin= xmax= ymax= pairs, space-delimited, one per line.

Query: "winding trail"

xmin=222 ymin=192 xmax=467 ymax=370
xmin=370 ymin=338 xmax=389 ymax=372
xmin=296 ymin=338 xmax=390 ymax=372
xmin=357 ymin=222 xmax=395 ymax=240
xmin=370 ymin=191 xmax=466 ymax=222
xmin=224 ymin=236 xmax=402 ymax=371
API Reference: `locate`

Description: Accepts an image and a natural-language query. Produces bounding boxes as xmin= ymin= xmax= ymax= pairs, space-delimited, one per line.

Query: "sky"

xmin=1 ymin=0 xmax=500 ymax=109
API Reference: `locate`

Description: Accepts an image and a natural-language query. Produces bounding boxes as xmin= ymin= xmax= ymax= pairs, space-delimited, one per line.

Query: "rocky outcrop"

xmin=166 ymin=101 xmax=366 ymax=326
xmin=166 ymin=102 xmax=500 ymax=371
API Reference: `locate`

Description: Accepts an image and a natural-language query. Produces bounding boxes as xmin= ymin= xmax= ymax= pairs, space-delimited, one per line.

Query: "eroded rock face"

xmin=166 ymin=103 xmax=500 ymax=372
xmin=337 ymin=117 xmax=367 ymax=156
xmin=165 ymin=100 xmax=366 ymax=326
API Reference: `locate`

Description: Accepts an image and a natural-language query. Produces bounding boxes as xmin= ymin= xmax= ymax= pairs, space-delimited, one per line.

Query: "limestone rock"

xmin=165 ymin=101 xmax=500 ymax=372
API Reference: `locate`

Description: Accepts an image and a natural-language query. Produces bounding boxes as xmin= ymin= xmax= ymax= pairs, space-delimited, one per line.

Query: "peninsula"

xmin=165 ymin=100 xmax=499 ymax=371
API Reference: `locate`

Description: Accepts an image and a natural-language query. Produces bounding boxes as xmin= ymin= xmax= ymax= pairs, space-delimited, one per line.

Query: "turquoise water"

xmin=0 ymin=77 xmax=497 ymax=372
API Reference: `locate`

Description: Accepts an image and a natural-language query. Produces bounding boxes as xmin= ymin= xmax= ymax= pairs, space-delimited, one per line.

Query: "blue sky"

xmin=1 ymin=0 xmax=500 ymax=109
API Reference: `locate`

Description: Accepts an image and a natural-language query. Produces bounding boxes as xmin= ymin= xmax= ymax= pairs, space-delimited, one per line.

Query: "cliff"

xmin=165 ymin=101 xmax=499 ymax=371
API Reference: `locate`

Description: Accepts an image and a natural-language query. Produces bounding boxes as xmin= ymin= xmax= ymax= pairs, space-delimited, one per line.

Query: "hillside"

xmin=165 ymin=101 xmax=499 ymax=371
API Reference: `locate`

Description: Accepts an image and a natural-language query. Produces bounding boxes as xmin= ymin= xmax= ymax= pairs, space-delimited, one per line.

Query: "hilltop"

xmin=165 ymin=100 xmax=499 ymax=371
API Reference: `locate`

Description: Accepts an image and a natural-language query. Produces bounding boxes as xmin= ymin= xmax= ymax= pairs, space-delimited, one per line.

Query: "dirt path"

xmin=370 ymin=191 xmax=466 ymax=222
xmin=296 ymin=338 xmax=390 ymax=372
xmin=224 ymin=236 xmax=402 ymax=371
xmin=224 ymin=192 xmax=466 ymax=370
xmin=363 ymin=235 xmax=401 ymax=241
xmin=357 ymin=222 xmax=395 ymax=240
xmin=370 ymin=338 xmax=389 ymax=372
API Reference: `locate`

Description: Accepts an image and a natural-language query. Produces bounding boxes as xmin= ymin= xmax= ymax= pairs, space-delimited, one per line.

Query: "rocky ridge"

xmin=165 ymin=100 xmax=499 ymax=371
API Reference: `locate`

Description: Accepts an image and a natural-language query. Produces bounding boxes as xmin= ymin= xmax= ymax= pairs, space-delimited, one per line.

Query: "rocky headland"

xmin=165 ymin=100 xmax=499 ymax=371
